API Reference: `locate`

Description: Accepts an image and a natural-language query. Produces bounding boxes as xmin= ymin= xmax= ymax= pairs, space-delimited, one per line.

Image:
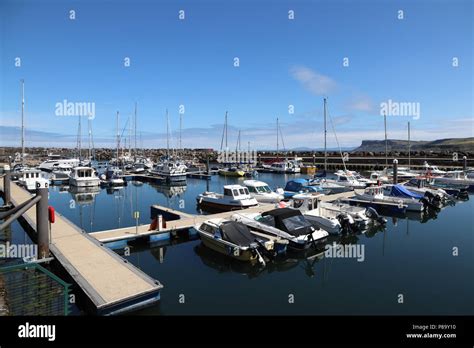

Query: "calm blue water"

xmin=4 ymin=173 xmax=474 ymax=315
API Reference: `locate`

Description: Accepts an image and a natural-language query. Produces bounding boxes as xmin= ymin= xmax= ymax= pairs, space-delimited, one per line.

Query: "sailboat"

xmin=150 ymin=109 xmax=187 ymax=183
xmin=218 ymin=111 xmax=246 ymax=177
xmin=315 ymin=98 xmax=365 ymax=188
xmin=101 ymin=111 xmax=125 ymax=187
xmin=263 ymin=117 xmax=302 ymax=174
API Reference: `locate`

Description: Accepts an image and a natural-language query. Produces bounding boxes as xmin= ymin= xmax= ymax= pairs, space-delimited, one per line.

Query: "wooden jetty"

xmin=89 ymin=203 xmax=276 ymax=245
xmin=0 ymin=179 xmax=163 ymax=315
xmin=90 ymin=191 xmax=356 ymax=245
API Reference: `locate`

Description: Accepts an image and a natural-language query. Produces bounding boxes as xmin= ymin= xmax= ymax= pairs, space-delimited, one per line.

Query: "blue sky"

xmin=0 ymin=0 xmax=472 ymax=149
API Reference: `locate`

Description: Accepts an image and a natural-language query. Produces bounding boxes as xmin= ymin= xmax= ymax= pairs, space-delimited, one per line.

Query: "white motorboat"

xmin=195 ymin=219 xmax=279 ymax=265
xmin=38 ymin=155 xmax=80 ymax=172
xmin=197 ymin=185 xmax=258 ymax=212
xmin=308 ymin=178 xmax=350 ymax=194
xmin=402 ymin=178 xmax=451 ymax=206
xmin=150 ymin=160 xmax=188 ymax=183
xmin=101 ymin=166 xmax=125 ymax=186
xmin=288 ymin=196 xmax=342 ymax=235
xmin=50 ymin=165 xmax=73 ymax=184
xmin=356 ymin=185 xmax=425 ymax=212
xmin=243 ymin=180 xmax=283 ymax=203
xmin=420 ymin=162 xmax=446 ymax=176
xmin=266 ymin=158 xmax=302 ymax=173
xmin=129 ymin=163 xmax=146 ymax=174
xmin=433 ymin=171 xmax=474 ymax=191
xmin=324 ymin=170 xmax=366 ymax=189
xmin=231 ymin=208 xmax=328 ymax=250
xmin=319 ymin=200 xmax=387 ymax=229
xmin=17 ymin=169 xmax=49 ymax=191
xmin=384 ymin=167 xmax=417 ymax=180
xmin=369 ymin=171 xmax=390 ymax=184
xmin=69 ymin=166 xmax=100 ymax=187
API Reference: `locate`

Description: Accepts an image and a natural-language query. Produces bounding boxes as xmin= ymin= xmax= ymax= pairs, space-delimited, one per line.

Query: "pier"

xmin=89 ymin=203 xmax=276 ymax=245
xmin=0 ymin=176 xmax=163 ymax=315
xmin=90 ymin=191 xmax=356 ymax=246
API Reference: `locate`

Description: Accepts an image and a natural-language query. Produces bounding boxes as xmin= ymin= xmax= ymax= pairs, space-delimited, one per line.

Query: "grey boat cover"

xmin=220 ymin=221 xmax=256 ymax=247
xmin=262 ymin=208 xmax=313 ymax=237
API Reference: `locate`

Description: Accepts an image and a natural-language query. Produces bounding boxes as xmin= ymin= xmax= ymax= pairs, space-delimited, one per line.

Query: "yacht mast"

xmin=134 ymin=102 xmax=137 ymax=160
xmin=276 ymin=117 xmax=279 ymax=160
xmin=128 ymin=114 xmax=132 ymax=156
xmin=179 ymin=111 xmax=182 ymax=152
xmin=384 ymin=112 xmax=388 ymax=167
xmin=236 ymin=130 xmax=241 ymax=152
xmin=408 ymin=121 xmax=411 ymax=172
xmin=116 ymin=111 xmax=120 ymax=163
xmin=78 ymin=114 xmax=82 ymax=162
xmin=166 ymin=109 xmax=170 ymax=158
xmin=323 ymin=97 xmax=327 ymax=171
xmin=20 ymin=79 xmax=25 ymax=164
xmin=220 ymin=111 xmax=228 ymax=151
xmin=88 ymin=118 xmax=92 ymax=161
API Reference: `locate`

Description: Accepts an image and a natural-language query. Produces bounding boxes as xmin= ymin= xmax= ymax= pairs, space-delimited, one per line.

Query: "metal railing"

xmin=0 ymin=262 xmax=70 ymax=316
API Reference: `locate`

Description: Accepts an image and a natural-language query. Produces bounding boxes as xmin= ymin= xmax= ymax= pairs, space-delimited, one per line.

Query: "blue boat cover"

xmin=390 ymin=184 xmax=423 ymax=199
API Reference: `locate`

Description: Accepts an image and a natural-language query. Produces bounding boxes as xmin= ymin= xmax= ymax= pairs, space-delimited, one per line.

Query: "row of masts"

xmin=17 ymin=79 xmax=413 ymax=168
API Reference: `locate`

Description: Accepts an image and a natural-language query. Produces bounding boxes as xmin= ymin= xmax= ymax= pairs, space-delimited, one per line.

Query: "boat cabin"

xmin=243 ymin=180 xmax=272 ymax=194
xmin=19 ymin=170 xmax=45 ymax=180
xmin=223 ymin=185 xmax=251 ymax=198
xmin=71 ymin=167 xmax=96 ymax=178
xmin=363 ymin=186 xmax=385 ymax=198
xmin=291 ymin=193 xmax=321 ymax=212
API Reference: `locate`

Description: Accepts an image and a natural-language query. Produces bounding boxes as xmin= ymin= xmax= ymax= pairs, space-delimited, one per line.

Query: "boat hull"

xmin=69 ymin=178 xmax=100 ymax=187
xmin=198 ymin=234 xmax=257 ymax=262
xmin=197 ymin=199 xmax=258 ymax=212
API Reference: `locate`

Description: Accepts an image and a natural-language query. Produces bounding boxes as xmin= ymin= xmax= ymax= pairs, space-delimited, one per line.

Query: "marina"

xmin=1 ymin=165 xmax=472 ymax=315
xmin=0 ymin=4 xmax=472 ymax=342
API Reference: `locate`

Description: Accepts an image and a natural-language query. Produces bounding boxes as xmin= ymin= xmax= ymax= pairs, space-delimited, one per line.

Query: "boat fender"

xmin=48 ymin=206 xmax=55 ymax=223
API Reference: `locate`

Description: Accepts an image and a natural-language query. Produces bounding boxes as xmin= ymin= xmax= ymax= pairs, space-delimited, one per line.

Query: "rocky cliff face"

xmin=353 ymin=138 xmax=474 ymax=153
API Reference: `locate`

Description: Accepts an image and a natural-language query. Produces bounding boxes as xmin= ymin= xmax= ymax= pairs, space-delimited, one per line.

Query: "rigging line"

xmin=327 ymin=108 xmax=347 ymax=172
xmin=278 ymin=121 xmax=286 ymax=154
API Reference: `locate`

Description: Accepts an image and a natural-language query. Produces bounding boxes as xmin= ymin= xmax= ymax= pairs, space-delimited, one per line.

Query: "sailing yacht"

xmin=149 ymin=110 xmax=188 ymax=183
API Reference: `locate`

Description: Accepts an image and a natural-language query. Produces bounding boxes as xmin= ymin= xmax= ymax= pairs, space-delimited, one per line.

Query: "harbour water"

xmin=3 ymin=172 xmax=474 ymax=315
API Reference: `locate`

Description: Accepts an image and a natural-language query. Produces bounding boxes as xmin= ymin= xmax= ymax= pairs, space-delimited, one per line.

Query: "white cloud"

xmin=290 ymin=66 xmax=337 ymax=95
xmin=346 ymin=95 xmax=374 ymax=112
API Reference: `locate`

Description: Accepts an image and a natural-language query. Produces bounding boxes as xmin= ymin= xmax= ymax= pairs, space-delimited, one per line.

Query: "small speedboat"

xmin=355 ymin=185 xmax=425 ymax=212
xmin=403 ymin=178 xmax=452 ymax=206
xmin=195 ymin=219 xmax=278 ymax=265
xmin=197 ymin=184 xmax=258 ymax=212
xmin=283 ymin=178 xmax=328 ymax=199
xmin=231 ymin=208 xmax=328 ymax=250
xmin=243 ymin=179 xmax=283 ymax=203
xmin=433 ymin=171 xmax=474 ymax=191
xmin=102 ymin=166 xmax=125 ymax=186
xmin=50 ymin=165 xmax=73 ymax=184
xmin=323 ymin=170 xmax=366 ymax=189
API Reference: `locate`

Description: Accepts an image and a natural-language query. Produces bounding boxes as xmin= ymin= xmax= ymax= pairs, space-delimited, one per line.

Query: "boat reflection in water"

xmin=151 ymin=182 xmax=187 ymax=198
xmin=68 ymin=185 xmax=100 ymax=205
xmin=193 ymin=242 xmax=329 ymax=279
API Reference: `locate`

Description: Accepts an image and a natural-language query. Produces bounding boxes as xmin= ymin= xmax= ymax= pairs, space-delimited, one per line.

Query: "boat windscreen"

xmin=220 ymin=221 xmax=255 ymax=247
